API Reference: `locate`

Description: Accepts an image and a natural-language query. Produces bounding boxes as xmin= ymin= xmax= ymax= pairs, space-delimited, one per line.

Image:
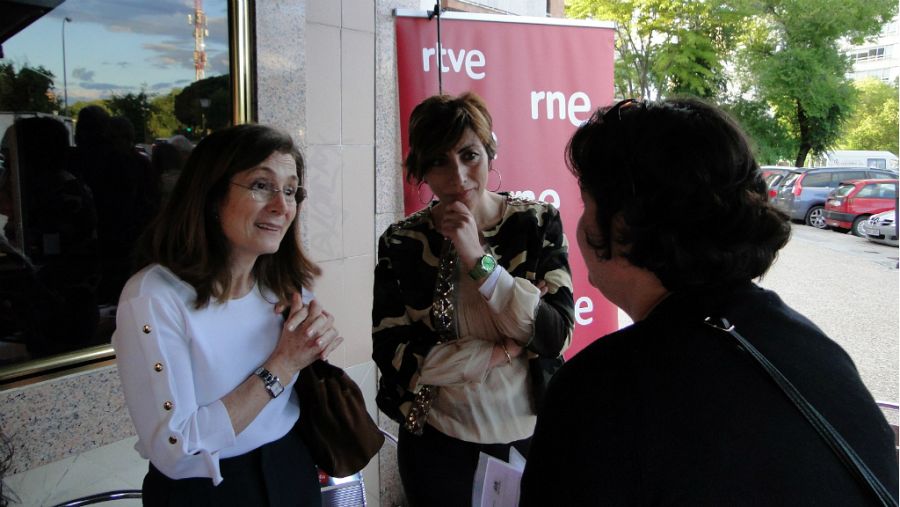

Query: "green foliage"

xmin=69 ymin=100 xmax=111 ymax=120
xmin=838 ymin=78 xmax=899 ymax=155
xmin=106 ymin=91 xmax=154 ymax=143
xmin=174 ymin=75 xmax=231 ymax=139
xmin=566 ymin=0 xmax=897 ymax=167
xmin=0 ymin=63 xmax=60 ymax=113
xmin=566 ymin=0 xmax=742 ymax=100
xmin=148 ymin=90 xmax=183 ymax=140
xmin=737 ymin=0 xmax=897 ymax=166
xmin=724 ymin=98 xmax=795 ymax=164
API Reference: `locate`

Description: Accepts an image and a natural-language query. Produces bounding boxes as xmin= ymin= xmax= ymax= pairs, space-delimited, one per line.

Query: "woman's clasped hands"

xmin=271 ymin=292 xmax=343 ymax=378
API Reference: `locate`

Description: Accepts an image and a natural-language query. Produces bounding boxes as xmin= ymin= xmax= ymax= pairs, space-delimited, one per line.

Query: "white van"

xmin=818 ymin=150 xmax=899 ymax=170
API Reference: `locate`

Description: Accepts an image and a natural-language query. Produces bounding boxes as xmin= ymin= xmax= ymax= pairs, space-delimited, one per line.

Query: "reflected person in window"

xmin=0 ymin=117 xmax=100 ymax=358
xmin=113 ymin=124 xmax=342 ymax=505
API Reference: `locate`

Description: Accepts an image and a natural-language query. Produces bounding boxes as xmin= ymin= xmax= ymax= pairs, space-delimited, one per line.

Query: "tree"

xmin=69 ymin=100 xmax=111 ymax=122
xmin=106 ymin=91 xmax=154 ymax=143
xmin=0 ymin=63 xmax=60 ymax=113
xmin=837 ymin=78 xmax=899 ymax=155
xmin=566 ymin=0 xmax=742 ymax=100
xmin=725 ymin=98 xmax=795 ymax=164
xmin=174 ymin=75 xmax=231 ymax=139
xmin=736 ymin=0 xmax=897 ymax=167
xmin=148 ymin=89 xmax=183 ymax=140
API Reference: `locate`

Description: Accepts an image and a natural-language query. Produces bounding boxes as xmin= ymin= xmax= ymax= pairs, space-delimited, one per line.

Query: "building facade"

xmin=844 ymin=14 xmax=900 ymax=84
xmin=0 ymin=1 xmax=562 ymax=506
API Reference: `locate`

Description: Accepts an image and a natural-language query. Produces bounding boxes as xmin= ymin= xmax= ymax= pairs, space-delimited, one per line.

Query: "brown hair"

xmin=404 ymin=92 xmax=496 ymax=183
xmin=134 ymin=124 xmax=320 ymax=308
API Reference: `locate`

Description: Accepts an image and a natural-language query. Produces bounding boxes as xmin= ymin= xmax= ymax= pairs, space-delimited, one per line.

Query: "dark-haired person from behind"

xmin=113 ymin=124 xmax=343 ymax=505
xmin=520 ymin=98 xmax=898 ymax=505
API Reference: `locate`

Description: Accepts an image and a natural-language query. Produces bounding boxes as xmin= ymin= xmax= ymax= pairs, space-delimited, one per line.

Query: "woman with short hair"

xmin=373 ymin=92 xmax=575 ymax=506
xmin=521 ymin=98 xmax=898 ymax=505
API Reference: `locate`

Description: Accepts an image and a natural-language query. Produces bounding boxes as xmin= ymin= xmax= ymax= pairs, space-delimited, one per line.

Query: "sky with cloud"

xmin=1 ymin=0 xmax=228 ymax=105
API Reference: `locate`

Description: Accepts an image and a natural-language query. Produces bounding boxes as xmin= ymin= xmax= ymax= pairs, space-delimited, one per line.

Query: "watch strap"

xmin=468 ymin=254 xmax=497 ymax=281
xmin=253 ymin=366 xmax=284 ymax=398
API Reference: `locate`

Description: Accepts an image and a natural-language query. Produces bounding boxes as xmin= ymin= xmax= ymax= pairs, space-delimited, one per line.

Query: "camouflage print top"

xmin=372 ymin=194 xmax=575 ymax=431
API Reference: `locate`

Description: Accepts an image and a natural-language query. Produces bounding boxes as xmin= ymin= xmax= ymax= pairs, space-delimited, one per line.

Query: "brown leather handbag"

xmin=295 ymin=359 xmax=385 ymax=478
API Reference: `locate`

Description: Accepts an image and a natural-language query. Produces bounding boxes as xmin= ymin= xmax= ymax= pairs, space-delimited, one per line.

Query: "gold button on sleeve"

xmin=142 ymin=325 xmax=152 ymax=334
xmin=154 ymin=363 xmax=163 ymax=372
xmin=168 ymin=436 xmax=178 ymax=444
xmin=163 ymin=401 xmax=173 ymax=411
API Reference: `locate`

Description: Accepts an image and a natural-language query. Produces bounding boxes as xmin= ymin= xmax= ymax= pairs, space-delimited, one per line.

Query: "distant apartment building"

xmin=418 ymin=0 xmax=565 ymax=17
xmin=843 ymin=14 xmax=900 ymax=84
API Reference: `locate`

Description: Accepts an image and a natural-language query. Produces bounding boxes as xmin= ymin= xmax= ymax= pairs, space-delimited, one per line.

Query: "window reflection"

xmin=0 ymin=0 xmax=231 ymax=365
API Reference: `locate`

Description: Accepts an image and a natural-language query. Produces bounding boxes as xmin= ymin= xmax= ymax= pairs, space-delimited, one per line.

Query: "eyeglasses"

xmin=230 ymin=181 xmax=306 ymax=204
xmin=602 ymin=98 xmax=644 ymax=123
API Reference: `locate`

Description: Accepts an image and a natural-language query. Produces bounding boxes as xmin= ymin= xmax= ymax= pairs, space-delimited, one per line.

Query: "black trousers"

xmin=142 ymin=426 xmax=321 ymax=506
xmin=398 ymin=423 xmax=531 ymax=507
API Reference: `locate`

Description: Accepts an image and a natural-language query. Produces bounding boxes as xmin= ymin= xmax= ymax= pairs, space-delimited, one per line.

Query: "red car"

xmin=824 ymin=178 xmax=898 ymax=236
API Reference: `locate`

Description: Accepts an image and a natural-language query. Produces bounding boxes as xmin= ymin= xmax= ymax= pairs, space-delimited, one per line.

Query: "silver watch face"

xmin=268 ymin=380 xmax=285 ymax=398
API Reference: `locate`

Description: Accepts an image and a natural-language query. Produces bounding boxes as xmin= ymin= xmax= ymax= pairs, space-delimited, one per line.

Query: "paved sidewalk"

xmin=757 ymin=224 xmax=899 ymax=417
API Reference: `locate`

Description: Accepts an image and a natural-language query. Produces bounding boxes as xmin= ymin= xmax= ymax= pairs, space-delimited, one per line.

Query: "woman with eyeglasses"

xmin=113 ymin=124 xmax=342 ymax=505
xmin=520 ymin=98 xmax=898 ymax=505
xmin=372 ymin=93 xmax=575 ymax=506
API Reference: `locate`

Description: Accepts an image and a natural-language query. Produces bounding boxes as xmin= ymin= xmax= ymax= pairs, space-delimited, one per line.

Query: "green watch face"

xmin=469 ymin=254 xmax=497 ymax=280
xmin=480 ymin=254 xmax=497 ymax=272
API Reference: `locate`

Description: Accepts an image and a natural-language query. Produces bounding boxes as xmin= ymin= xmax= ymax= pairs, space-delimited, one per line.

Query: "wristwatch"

xmin=468 ymin=254 xmax=497 ymax=281
xmin=253 ymin=366 xmax=284 ymax=399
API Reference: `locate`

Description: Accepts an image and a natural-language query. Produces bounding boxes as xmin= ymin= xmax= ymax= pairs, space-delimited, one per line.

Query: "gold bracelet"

xmin=501 ymin=343 xmax=512 ymax=365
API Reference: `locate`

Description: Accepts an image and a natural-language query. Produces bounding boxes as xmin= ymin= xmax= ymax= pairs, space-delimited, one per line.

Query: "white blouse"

xmin=417 ymin=266 xmax=542 ymax=443
xmin=112 ymin=265 xmax=300 ymax=485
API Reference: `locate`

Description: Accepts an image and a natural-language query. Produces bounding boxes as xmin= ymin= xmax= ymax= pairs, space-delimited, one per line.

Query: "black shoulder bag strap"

xmin=704 ymin=317 xmax=897 ymax=507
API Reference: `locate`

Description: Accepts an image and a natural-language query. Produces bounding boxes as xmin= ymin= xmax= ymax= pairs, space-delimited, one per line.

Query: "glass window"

xmin=801 ymin=172 xmax=832 ymax=187
xmin=878 ymin=183 xmax=897 ymax=199
xmin=867 ymin=158 xmax=887 ymax=169
xmin=0 ymin=0 xmax=236 ymax=368
xmin=834 ymin=183 xmax=856 ymax=197
xmin=856 ymin=183 xmax=896 ymax=199
xmin=781 ymin=173 xmax=800 ymax=187
xmin=855 ymin=184 xmax=880 ymax=198
xmin=849 ymin=47 xmax=886 ymax=62
xmin=834 ymin=171 xmax=867 ymax=183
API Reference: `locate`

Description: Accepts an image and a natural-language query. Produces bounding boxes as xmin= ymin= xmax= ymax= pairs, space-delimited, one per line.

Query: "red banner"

xmin=395 ymin=11 xmax=617 ymax=358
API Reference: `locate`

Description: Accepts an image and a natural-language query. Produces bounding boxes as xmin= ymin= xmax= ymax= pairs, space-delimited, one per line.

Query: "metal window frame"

xmin=0 ymin=0 xmax=256 ymax=388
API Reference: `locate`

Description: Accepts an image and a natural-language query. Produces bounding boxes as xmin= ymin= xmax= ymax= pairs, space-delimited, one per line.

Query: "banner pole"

xmin=428 ymin=1 xmax=443 ymax=94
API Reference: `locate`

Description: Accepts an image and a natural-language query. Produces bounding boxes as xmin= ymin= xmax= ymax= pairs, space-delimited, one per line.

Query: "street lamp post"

xmin=62 ymin=16 xmax=71 ymax=116
xmin=199 ymin=98 xmax=210 ymax=135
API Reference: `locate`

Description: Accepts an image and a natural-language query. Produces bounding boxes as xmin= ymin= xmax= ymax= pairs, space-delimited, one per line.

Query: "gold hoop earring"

xmin=488 ymin=166 xmax=502 ymax=192
xmin=417 ymin=183 xmax=434 ymax=205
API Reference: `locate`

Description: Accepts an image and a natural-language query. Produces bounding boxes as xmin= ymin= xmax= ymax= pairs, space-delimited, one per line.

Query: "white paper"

xmin=471 ymin=451 xmax=526 ymax=507
xmin=508 ymin=448 xmax=526 ymax=471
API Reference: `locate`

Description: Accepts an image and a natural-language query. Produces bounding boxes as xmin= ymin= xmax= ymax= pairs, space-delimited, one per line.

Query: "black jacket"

xmin=521 ymin=283 xmax=897 ymax=506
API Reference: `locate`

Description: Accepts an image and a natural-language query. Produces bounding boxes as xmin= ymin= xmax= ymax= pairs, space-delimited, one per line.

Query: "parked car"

xmin=761 ymin=166 xmax=800 ymax=201
xmin=772 ymin=167 xmax=898 ymax=228
xmin=760 ymin=166 xmax=793 ymax=179
xmin=861 ymin=209 xmax=898 ymax=246
xmin=824 ymin=179 xmax=898 ymax=236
